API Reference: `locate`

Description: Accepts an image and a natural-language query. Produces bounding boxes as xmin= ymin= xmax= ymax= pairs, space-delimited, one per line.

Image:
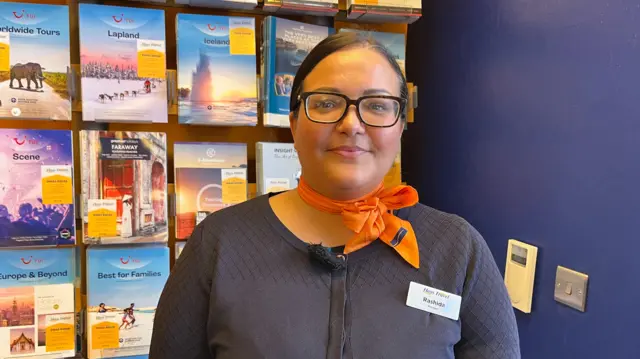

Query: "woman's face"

xmin=290 ymin=47 xmax=403 ymax=199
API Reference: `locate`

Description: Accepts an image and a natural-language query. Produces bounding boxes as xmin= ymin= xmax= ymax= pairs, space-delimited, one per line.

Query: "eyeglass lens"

xmin=305 ymin=93 xmax=400 ymax=127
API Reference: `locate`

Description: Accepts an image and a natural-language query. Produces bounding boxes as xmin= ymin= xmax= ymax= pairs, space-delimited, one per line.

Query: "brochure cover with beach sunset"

xmin=174 ymin=142 xmax=247 ymax=239
xmin=177 ymin=14 xmax=257 ymax=126
xmin=0 ymin=129 xmax=75 ymax=247
xmin=0 ymin=248 xmax=75 ymax=358
xmin=86 ymin=246 xmax=169 ymax=359
xmin=79 ymin=4 xmax=168 ymax=123
xmin=0 ymin=2 xmax=71 ymax=121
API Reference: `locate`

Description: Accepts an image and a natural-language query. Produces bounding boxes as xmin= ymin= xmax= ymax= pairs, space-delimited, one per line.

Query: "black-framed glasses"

xmin=295 ymin=91 xmax=406 ymax=128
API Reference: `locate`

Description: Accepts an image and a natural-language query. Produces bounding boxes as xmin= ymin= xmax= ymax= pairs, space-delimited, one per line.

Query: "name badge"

xmin=406 ymin=281 xmax=462 ymax=321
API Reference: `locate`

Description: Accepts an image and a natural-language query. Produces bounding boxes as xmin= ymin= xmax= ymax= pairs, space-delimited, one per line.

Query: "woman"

xmin=150 ymin=31 xmax=520 ymax=358
xmin=120 ymin=194 xmax=133 ymax=238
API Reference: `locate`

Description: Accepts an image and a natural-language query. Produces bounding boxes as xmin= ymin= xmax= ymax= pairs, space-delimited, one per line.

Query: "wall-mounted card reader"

xmin=504 ymin=239 xmax=538 ymax=313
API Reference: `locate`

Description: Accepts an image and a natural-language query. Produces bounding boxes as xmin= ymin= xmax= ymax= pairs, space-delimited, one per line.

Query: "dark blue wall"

xmin=404 ymin=0 xmax=639 ymax=357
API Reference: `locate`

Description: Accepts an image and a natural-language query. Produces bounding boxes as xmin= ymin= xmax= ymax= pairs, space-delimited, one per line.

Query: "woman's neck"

xmin=301 ymin=177 xmax=381 ymax=202
xmin=269 ymin=190 xmax=354 ymax=248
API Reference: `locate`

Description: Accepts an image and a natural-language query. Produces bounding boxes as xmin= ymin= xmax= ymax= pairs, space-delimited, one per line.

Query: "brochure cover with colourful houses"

xmin=0 ymin=129 xmax=75 ymax=247
xmin=86 ymin=246 xmax=169 ymax=359
xmin=80 ymin=130 xmax=168 ymax=245
xmin=78 ymin=4 xmax=168 ymax=123
xmin=174 ymin=142 xmax=247 ymax=239
xmin=256 ymin=142 xmax=301 ymax=195
xmin=262 ymin=17 xmax=333 ymax=127
xmin=0 ymin=248 xmax=75 ymax=358
xmin=176 ymin=14 xmax=257 ymax=126
xmin=0 ymin=2 xmax=71 ymax=121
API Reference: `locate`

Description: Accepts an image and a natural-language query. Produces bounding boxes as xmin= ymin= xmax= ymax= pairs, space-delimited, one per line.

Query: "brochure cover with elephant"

xmin=86 ymin=246 xmax=169 ymax=359
xmin=174 ymin=142 xmax=247 ymax=239
xmin=78 ymin=4 xmax=168 ymax=123
xmin=176 ymin=14 xmax=258 ymax=126
xmin=0 ymin=247 xmax=76 ymax=359
xmin=80 ymin=130 xmax=168 ymax=245
xmin=0 ymin=2 xmax=71 ymax=121
xmin=0 ymin=129 xmax=75 ymax=248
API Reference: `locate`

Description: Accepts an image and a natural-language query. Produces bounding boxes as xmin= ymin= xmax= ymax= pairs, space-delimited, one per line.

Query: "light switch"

xmin=564 ymin=283 xmax=572 ymax=295
xmin=554 ymin=266 xmax=588 ymax=312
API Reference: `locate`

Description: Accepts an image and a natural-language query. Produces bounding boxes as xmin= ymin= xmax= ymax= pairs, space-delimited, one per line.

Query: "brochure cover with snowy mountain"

xmin=0 ymin=2 xmax=71 ymax=121
xmin=0 ymin=129 xmax=75 ymax=247
xmin=177 ymin=14 xmax=257 ymax=126
xmin=86 ymin=246 xmax=169 ymax=359
xmin=256 ymin=142 xmax=300 ymax=195
xmin=0 ymin=248 xmax=75 ymax=358
xmin=80 ymin=130 xmax=168 ymax=245
xmin=262 ymin=17 xmax=333 ymax=127
xmin=79 ymin=4 xmax=168 ymax=123
xmin=174 ymin=142 xmax=247 ymax=239
xmin=338 ymin=28 xmax=405 ymax=74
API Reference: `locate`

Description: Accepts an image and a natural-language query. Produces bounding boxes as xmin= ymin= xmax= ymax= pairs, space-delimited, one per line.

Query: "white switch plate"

xmin=554 ymin=266 xmax=588 ymax=312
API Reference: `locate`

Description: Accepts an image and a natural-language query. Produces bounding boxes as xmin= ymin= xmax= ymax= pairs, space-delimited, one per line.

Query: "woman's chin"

xmin=325 ymin=170 xmax=380 ymax=191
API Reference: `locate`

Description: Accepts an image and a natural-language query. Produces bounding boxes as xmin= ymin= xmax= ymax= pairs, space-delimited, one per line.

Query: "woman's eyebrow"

xmin=307 ymin=87 xmax=393 ymax=95
xmin=363 ymin=88 xmax=392 ymax=95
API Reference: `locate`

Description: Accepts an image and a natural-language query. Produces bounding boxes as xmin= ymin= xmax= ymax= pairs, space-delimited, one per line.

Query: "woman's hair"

xmin=289 ymin=31 xmax=408 ymax=120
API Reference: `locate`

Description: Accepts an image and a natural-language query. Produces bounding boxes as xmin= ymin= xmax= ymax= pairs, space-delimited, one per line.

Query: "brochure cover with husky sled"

xmin=79 ymin=4 xmax=168 ymax=123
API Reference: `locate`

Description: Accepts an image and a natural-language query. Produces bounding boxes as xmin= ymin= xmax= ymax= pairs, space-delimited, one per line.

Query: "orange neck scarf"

xmin=296 ymin=176 xmax=420 ymax=268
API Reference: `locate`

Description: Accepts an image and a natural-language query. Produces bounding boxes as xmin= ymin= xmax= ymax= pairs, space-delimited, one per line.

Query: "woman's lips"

xmin=328 ymin=146 xmax=367 ymax=159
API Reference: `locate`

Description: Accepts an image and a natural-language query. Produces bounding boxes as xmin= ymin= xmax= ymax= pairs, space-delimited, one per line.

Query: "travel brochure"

xmin=86 ymin=246 xmax=169 ymax=359
xmin=174 ymin=142 xmax=247 ymax=239
xmin=177 ymin=14 xmax=258 ymax=126
xmin=0 ymin=129 xmax=75 ymax=248
xmin=0 ymin=248 xmax=75 ymax=358
xmin=262 ymin=17 xmax=333 ymax=127
xmin=0 ymin=2 xmax=71 ymax=121
xmin=78 ymin=4 xmax=168 ymax=123
xmin=256 ymin=142 xmax=301 ymax=195
xmin=80 ymin=130 xmax=168 ymax=245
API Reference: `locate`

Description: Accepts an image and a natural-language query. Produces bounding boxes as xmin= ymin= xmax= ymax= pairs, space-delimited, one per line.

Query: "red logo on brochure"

xmin=120 ymin=256 xmax=140 ymax=265
xmin=12 ymin=136 xmax=38 ymax=146
xmin=12 ymin=10 xmax=35 ymax=20
xmin=113 ymin=13 xmax=134 ymax=24
xmin=20 ymin=256 xmax=43 ymax=265
xmin=207 ymin=25 xmax=227 ymax=32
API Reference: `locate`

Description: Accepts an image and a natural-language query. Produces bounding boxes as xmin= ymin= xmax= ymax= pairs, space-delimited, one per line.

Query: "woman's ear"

xmin=289 ymin=112 xmax=297 ymax=138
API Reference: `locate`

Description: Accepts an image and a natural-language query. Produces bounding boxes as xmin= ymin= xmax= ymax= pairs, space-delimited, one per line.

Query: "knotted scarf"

xmin=297 ymin=176 xmax=420 ymax=268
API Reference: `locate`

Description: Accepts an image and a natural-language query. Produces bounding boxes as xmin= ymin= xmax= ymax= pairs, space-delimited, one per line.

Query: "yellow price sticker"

xmin=0 ymin=32 xmax=10 ymax=72
xmin=41 ymin=165 xmax=73 ymax=205
xmin=45 ymin=317 xmax=75 ymax=352
xmin=266 ymin=178 xmax=290 ymax=194
xmin=90 ymin=320 xmax=119 ymax=350
xmin=87 ymin=199 xmax=117 ymax=238
xmin=229 ymin=18 xmax=256 ymax=56
xmin=137 ymin=39 xmax=166 ymax=79
xmin=222 ymin=169 xmax=247 ymax=204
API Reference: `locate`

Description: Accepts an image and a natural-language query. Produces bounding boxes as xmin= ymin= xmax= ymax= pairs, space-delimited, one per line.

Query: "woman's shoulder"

xmin=196 ymin=194 xmax=273 ymax=232
xmin=403 ymin=202 xmax=488 ymax=258
xmin=186 ymin=194 xmax=278 ymax=248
